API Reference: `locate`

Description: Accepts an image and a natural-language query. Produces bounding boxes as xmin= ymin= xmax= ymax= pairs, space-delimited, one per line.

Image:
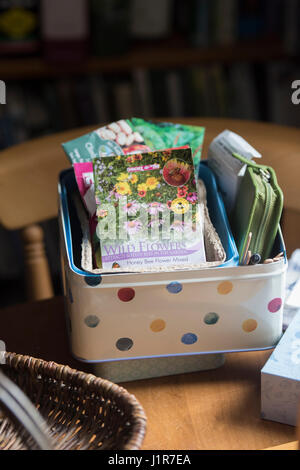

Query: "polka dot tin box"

xmin=58 ymin=162 xmax=287 ymax=381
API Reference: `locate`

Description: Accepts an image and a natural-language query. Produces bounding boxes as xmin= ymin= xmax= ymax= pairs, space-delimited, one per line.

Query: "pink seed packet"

xmin=73 ymin=162 xmax=96 ymax=216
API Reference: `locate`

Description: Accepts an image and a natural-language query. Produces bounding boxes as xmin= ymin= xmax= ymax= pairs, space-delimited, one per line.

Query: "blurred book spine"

xmin=165 ymin=70 xmax=184 ymax=117
xmin=173 ymin=0 xmax=190 ymax=36
xmin=209 ymin=65 xmax=228 ymax=117
xmin=55 ymin=79 xmax=79 ymax=129
xmin=0 ymin=0 xmax=40 ymax=55
xmin=74 ymin=77 xmax=97 ymax=126
xmin=227 ymin=63 xmax=260 ymax=120
xmin=188 ymin=67 xmax=207 ymax=115
xmin=149 ymin=69 xmax=169 ymax=117
xmin=263 ymin=0 xmax=284 ymax=40
xmin=189 ymin=0 xmax=211 ymax=47
xmin=41 ymin=0 xmax=89 ymax=63
xmin=214 ymin=0 xmax=238 ymax=45
xmin=237 ymin=0 xmax=264 ymax=40
xmin=23 ymin=82 xmax=51 ymax=137
xmin=130 ymin=0 xmax=172 ymax=39
xmin=88 ymin=76 xmax=110 ymax=125
xmin=131 ymin=68 xmax=154 ymax=119
xmin=5 ymin=83 xmax=28 ymax=143
xmin=112 ymin=79 xmax=135 ymax=119
xmin=90 ymin=0 xmax=130 ymax=57
xmin=42 ymin=81 xmax=63 ymax=132
xmin=284 ymin=0 xmax=300 ymax=55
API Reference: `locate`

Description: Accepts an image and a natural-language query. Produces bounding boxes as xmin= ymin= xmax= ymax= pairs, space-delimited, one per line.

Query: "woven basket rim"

xmin=2 ymin=352 xmax=147 ymax=450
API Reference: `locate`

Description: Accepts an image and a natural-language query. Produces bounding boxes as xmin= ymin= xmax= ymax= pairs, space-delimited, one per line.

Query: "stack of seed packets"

xmin=93 ymin=146 xmax=206 ymax=270
xmin=63 ymin=118 xmax=205 ymax=168
xmin=62 ymin=118 xmax=205 ymax=269
xmin=62 ymin=118 xmax=205 ymax=216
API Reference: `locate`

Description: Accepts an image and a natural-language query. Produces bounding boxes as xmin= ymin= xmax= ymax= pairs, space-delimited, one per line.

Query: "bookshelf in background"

xmin=0 ymin=38 xmax=287 ymax=80
xmin=0 ymin=0 xmax=300 ymax=148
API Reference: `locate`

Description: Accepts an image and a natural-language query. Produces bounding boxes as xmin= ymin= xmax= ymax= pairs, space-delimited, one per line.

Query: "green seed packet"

xmin=93 ymin=146 xmax=206 ymax=270
xmin=130 ymin=118 xmax=205 ymax=171
xmin=62 ymin=118 xmax=205 ymax=171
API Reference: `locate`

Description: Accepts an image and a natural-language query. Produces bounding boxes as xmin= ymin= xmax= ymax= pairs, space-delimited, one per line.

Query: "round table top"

xmin=0 ymin=117 xmax=299 ymax=229
xmin=0 ymin=295 xmax=296 ymax=450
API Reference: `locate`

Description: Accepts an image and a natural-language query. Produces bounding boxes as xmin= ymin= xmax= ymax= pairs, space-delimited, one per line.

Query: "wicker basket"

xmin=0 ymin=352 xmax=147 ymax=450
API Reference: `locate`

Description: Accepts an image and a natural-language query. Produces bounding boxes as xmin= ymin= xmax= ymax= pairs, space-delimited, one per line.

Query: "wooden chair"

xmin=0 ymin=125 xmax=93 ymax=301
xmin=0 ymin=118 xmax=299 ymax=301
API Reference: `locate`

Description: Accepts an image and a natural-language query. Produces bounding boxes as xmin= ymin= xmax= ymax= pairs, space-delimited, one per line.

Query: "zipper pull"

xmin=259 ymin=168 xmax=270 ymax=182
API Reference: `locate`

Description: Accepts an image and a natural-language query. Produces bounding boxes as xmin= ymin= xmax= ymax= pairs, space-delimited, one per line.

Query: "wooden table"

xmin=1 ymin=117 xmax=299 ymax=448
xmin=0 ymin=296 xmax=296 ymax=450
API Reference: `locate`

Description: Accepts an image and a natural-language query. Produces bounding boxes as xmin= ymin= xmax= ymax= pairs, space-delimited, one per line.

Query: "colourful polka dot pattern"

xmin=204 ymin=312 xmax=219 ymax=325
xmin=242 ymin=319 xmax=257 ymax=332
xmin=116 ymin=338 xmax=133 ymax=351
xmin=67 ymin=260 xmax=284 ymax=360
xmin=150 ymin=319 xmax=166 ymax=332
xmin=118 ymin=288 xmax=135 ymax=302
xmin=181 ymin=333 xmax=198 ymax=345
xmin=166 ymin=282 xmax=183 ymax=294
xmin=84 ymin=315 xmax=100 ymax=328
xmin=217 ymin=281 xmax=233 ymax=295
xmin=84 ymin=276 xmax=102 ymax=286
xmin=268 ymin=298 xmax=282 ymax=313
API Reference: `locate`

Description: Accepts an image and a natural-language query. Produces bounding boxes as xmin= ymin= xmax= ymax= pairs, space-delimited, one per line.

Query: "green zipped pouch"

xmin=231 ymin=153 xmax=283 ymax=263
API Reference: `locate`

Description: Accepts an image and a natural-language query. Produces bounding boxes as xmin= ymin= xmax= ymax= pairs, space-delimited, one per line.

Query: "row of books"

xmin=1 ymin=61 xmax=300 ymax=151
xmin=185 ymin=0 xmax=294 ymax=49
xmin=0 ymin=0 xmax=299 ymax=59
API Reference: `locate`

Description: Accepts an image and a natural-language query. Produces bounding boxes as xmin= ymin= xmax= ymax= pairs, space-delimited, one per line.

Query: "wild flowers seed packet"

xmin=93 ymin=146 xmax=206 ymax=270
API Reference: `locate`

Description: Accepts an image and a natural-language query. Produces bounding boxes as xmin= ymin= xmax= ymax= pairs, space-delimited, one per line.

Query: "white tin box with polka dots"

xmin=58 ymin=163 xmax=287 ymax=379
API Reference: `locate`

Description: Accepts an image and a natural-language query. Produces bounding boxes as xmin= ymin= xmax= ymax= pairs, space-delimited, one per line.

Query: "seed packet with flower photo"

xmin=93 ymin=146 xmax=206 ymax=270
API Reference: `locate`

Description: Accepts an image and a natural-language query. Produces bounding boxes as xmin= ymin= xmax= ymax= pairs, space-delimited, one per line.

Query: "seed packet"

xmin=73 ymin=162 xmax=96 ymax=215
xmin=93 ymin=146 xmax=206 ymax=270
xmin=207 ymin=130 xmax=262 ymax=215
xmin=63 ymin=118 xmax=205 ymax=213
xmin=130 ymin=118 xmax=205 ymax=172
xmin=62 ymin=118 xmax=205 ymax=168
xmin=62 ymin=118 xmax=204 ymax=214
xmin=62 ymin=119 xmax=150 ymax=164
xmin=66 ymin=120 xmax=151 ymax=214
xmin=62 ymin=118 xmax=205 ymax=269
